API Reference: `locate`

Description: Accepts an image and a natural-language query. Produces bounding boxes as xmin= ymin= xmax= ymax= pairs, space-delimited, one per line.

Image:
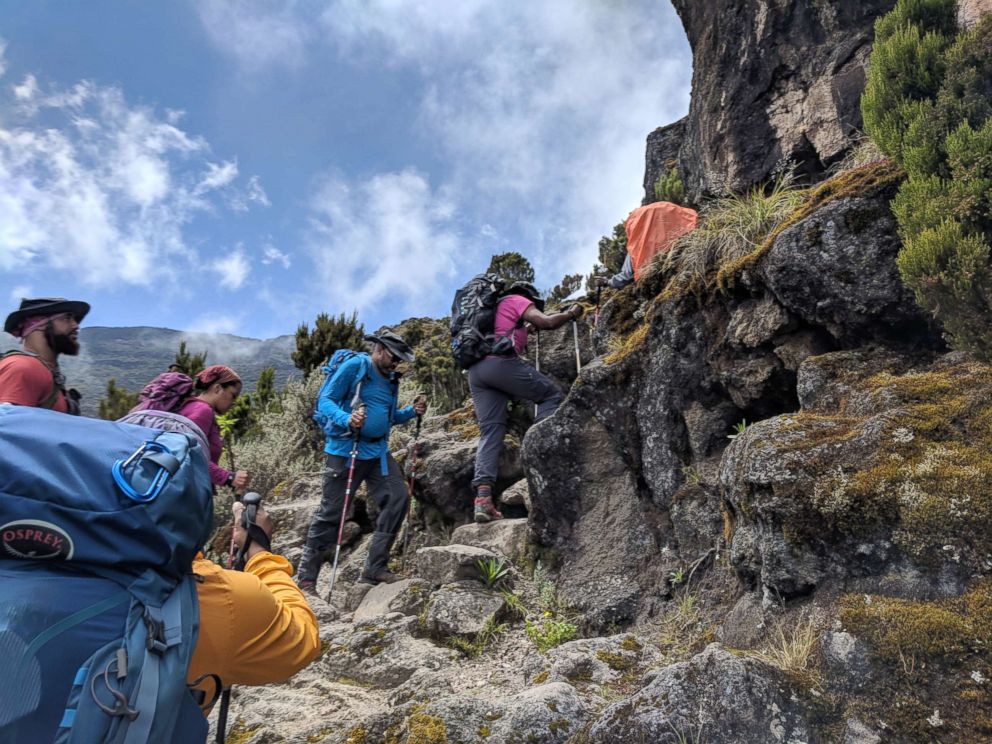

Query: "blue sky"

xmin=0 ymin=1 xmax=691 ymax=340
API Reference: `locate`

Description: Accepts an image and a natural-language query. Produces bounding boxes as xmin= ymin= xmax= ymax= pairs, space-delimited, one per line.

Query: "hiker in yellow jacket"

xmin=188 ymin=501 xmax=320 ymax=707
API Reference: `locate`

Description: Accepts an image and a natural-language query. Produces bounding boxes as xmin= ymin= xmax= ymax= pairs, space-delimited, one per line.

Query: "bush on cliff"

xmin=863 ymin=0 xmax=992 ymax=359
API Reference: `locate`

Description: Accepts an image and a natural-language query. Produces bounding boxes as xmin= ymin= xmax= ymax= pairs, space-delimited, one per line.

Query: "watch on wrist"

xmin=225 ymin=472 xmax=235 ymax=487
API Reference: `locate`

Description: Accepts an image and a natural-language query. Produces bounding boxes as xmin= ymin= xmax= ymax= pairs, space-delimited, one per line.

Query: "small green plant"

xmin=447 ymin=615 xmax=507 ymax=658
xmin=668 ymin=567 xmax=687 ymax=586
xmin=475 ymin=557 xmax=511 ymax=588
xmin=654 ymin=166 xmax=687 ymax=205
xmin=525 ymin=617 xmax=578 ymax=652
xmin=727 ymin=419 xmax=748 ymax=440
xmin=680 ymin=465 xmax=701 ymax=484
xmin=500 ymin=589 xmax=527 ymax=620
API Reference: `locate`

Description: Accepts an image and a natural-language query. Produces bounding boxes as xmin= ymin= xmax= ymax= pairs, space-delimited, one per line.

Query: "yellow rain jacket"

xmin=187 ymin=551 xmax=320 ymax=708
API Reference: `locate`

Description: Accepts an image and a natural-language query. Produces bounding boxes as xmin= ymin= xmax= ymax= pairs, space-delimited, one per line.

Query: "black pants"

xmin=297 ymin=452 xmax=408 ymax=581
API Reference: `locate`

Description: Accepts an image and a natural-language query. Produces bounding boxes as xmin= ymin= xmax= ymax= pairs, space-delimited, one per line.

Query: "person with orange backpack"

xmin=0 ymin=297 xmax=89 ymax=414
xmin=597 ymin=201 xmax=698 ymax=289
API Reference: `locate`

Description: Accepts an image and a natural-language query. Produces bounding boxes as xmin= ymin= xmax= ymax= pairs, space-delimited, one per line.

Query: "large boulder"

xmin=546 ymin=633 xmax=659 ymax=686
xmin=450 ymin=518 xmax=529 ymax=559
xmin=758 ymin=193 xmax=938 ymax=345
xmin=416 ymin=544 xmax=500 ymax=586
xmin=413 ymin=682 xmax=588 ymax=744
xmin=672 ymin=0 xmax=896 ymax=201
xmin=584 ymin=644 xmax=812 ymax=743
xmin=322 ymin=614 xmax=458 ymax=689
xmin=721 ymin=350 xmax=992 ymax=601
xmin=523 ymin=374 xmax=672 ymax=628
xmin=353 ymin=579 xmax=429 ymax=623
xmin=423 ymin=581 xmax=507 ymax=637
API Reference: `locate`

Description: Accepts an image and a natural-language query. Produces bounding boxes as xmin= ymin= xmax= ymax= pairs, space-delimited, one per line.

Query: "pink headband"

xmin=12 ymin=315 xmax=51 ymax=340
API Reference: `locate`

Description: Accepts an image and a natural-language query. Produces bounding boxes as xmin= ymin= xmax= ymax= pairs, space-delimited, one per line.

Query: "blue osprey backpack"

xmin=0 ymin=404 xmax=214 ymax=743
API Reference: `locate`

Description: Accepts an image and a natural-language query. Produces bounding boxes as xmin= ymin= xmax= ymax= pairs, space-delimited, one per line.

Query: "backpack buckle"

xmin=144 ymin=610 xmax=167 ymax=655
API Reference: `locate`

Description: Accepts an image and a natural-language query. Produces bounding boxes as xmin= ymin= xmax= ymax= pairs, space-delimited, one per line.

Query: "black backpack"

xmin=450 ymin=273 xmax=514 ymax=369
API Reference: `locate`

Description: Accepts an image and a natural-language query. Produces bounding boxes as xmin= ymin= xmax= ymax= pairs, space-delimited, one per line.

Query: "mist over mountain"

xmin=1 ymin=326 xmax=298 ymax=416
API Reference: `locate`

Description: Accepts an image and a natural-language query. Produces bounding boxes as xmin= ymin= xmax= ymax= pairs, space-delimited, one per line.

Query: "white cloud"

xmin=197 ymin=160 xmax=239 ymax=193
xmin=196 ymin=0 xmax=312 ymax=71
xmin=8 ymin=284 xmax=31 ymax=303
xmin=193 ymin=0 xmax=691 ymax=288
xmin=320 ymin=0 xmax=690 ymax=282
xmin=306 ymin=168 xmax=459 ymax=313
xmin=261 ymin=243 xmax=290 ymax=268
xmin=246 ymin=175 xmax=270 ymax=207
xmin=230 ymin=174 xmax=271 ymax=212
xmin=13 ymin=74 xmax=38 ymax=102
xmin=184 ymin=316 xmax=241 ymax=336
xmin=0 ymin=73 xmax=267 ymax=287
xmin=211 ymin=246 xmax=251 ymax=289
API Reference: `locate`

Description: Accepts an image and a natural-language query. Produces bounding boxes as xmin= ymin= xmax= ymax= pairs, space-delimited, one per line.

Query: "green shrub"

xmin=525 ymin=617 xmax=578 ymax=652
xmin=97 ymin=378 xmax=139 ymax=420
xmin=230 ymin=371 xmax=325 ymax=496
xmin=487 ymin=251 xmax=535 ymax=285
xmin=653 ymin=167 xmax=686 ymax=205
xmin=863 ymin=4 xmax=992 ymax=359
xmin=292 ymin=311 xmax=365 ymax=376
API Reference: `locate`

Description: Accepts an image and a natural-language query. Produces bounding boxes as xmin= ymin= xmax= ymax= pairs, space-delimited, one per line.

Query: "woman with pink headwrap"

xmin=177 ymin=365 xmax=251 ymax=492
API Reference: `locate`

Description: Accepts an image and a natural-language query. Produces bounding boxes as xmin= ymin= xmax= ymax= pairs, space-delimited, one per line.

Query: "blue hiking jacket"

xmin=316 ymin=354 xmax=415 ymax=472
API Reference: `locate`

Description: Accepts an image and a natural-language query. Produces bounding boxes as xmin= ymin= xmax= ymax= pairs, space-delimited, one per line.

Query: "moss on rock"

xmin=839 ymin=579 xmax=992 ymax=740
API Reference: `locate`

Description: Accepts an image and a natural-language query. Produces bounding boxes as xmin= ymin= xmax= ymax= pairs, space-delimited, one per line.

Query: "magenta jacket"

xmin=177 ymin=397 xmax=231 ymax=487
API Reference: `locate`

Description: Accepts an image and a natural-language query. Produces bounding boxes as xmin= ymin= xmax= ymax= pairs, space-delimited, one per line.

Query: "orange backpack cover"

xmin=624 ymin=201 xmax=698 ymax=279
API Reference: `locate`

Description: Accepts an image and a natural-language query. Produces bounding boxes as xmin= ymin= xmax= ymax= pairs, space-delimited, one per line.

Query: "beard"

xmin=45 ymin=325 xmax=80 ymax=356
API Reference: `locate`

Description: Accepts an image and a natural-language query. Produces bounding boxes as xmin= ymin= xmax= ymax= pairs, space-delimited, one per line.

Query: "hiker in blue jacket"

xmin=297 ymin=330 xmax=427 ymax=591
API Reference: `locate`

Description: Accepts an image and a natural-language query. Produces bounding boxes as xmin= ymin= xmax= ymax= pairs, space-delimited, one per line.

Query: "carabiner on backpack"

xmin=112 ymin=440 xmax=181 ymax=503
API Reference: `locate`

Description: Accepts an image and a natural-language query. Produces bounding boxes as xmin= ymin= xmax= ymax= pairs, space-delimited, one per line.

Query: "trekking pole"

xmin=400 ymin=411 xmax=423 ymax=569
xmin=593 ymin=285 xmax=602 ymax=329
xmin=328 ymin=385 xmax=365 ymax=598
xmin=572 ymin=320 xmax=582 ymax=373
xmin=534 ymin=331 xmax=541 ymax=417
xmin=217 ymin=491 xmax=266 ymax=744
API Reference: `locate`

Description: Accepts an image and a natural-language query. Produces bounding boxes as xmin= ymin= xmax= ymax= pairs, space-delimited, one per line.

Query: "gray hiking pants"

xmin=469 ymin=355 xmax=564 ymax=488
xmin=297 ymin=452 xmax=408 ymax=582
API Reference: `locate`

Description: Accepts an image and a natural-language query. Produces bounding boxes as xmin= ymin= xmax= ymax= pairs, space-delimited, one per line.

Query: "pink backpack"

xmin=131 ymin=372 xmax=195 ymax=413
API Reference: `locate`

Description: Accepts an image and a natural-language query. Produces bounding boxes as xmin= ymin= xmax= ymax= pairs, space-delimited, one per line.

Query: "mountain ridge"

xmin=1 ymin=326 xmax=299 ymax=415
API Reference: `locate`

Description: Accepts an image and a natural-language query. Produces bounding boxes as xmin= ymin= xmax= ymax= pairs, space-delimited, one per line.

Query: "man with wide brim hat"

xmin=296 ymin=327 xmax=427 ymax=592
xmin=363 ymin=329 xmax=415 ymax=363
xmin=0 ymin=297 xmax=90 ymax=414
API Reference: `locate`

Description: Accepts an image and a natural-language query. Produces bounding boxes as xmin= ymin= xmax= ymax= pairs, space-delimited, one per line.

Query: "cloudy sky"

xmin=0 ymin=1 xmax=691 ymax=339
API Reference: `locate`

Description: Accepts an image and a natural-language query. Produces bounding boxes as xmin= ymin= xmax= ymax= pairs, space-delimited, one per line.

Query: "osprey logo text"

xmin=1 ymin=520 xmax=74 ymax=560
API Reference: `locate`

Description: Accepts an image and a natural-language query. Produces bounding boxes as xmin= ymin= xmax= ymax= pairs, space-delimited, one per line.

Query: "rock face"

xmin=758 ymin=194 xmax=936 ymax=345
xmin=523 ymin=173 xmax=946 ymax=622
xmin=642 ymin=118 xmax=687 ymax=205
xmin=585 ymin=645 xmax=812 ymax=743
xmin=959 ymin=0 xmax=992 ymax=27
xmin=722 ymin=351 xmax=990 ymax=602
xmin=671 ymin=0 xmax=897 ymax=200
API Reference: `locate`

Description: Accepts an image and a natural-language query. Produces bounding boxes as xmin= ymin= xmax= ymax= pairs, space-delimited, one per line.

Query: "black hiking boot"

xmin=360 ymin=531 xmax=398 ymax=585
